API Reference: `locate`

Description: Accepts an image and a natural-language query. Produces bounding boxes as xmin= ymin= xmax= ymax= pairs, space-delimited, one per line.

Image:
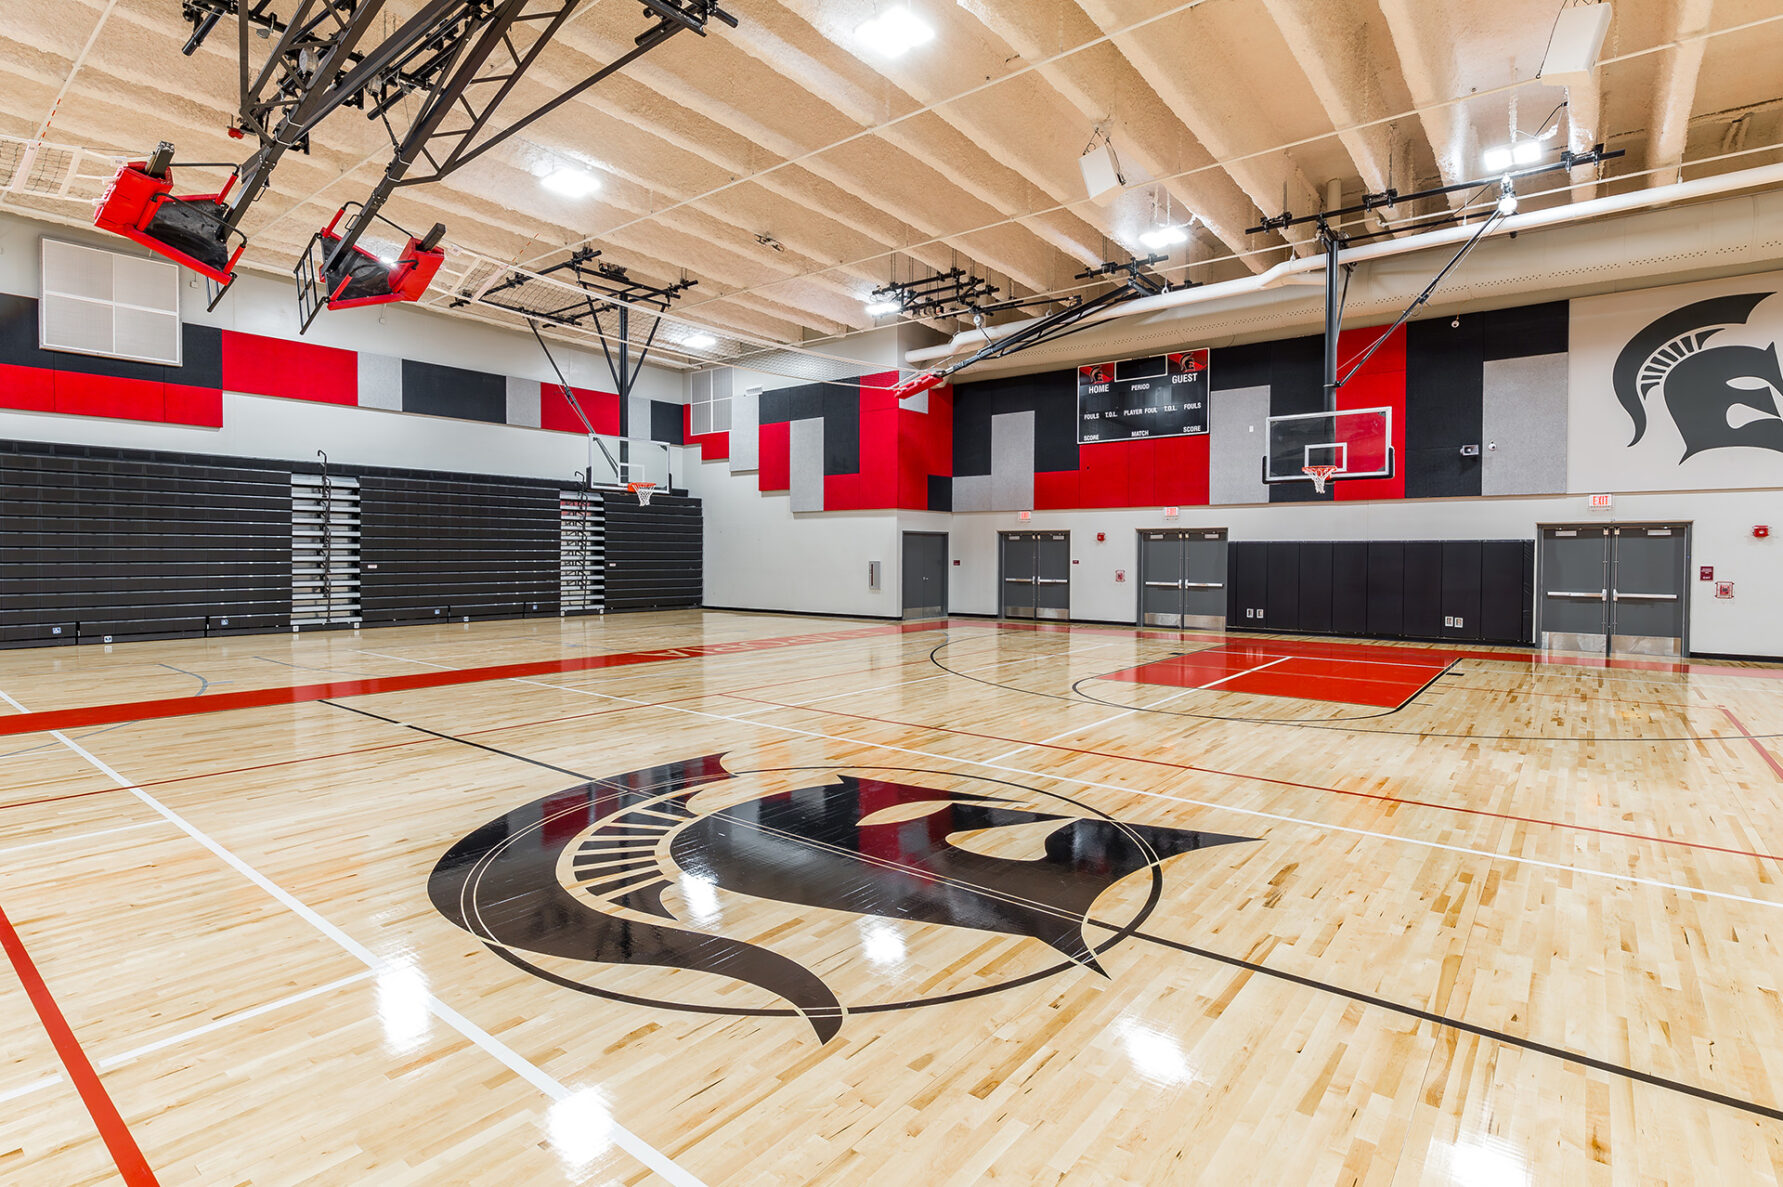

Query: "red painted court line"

xmin=0 ymin=902 xmax=158 ymax=1185
xmin=729 ymin=695 xmax=1783 ymax=865
xmin=1721 ymin=708 xmax=1783 ymax=781
xmin=0 ymin=622 xmax=943 ymax=740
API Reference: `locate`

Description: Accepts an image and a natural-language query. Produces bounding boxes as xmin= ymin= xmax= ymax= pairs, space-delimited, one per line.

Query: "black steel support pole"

xmin=1322 ymin=228 xmax=1341 ymax=411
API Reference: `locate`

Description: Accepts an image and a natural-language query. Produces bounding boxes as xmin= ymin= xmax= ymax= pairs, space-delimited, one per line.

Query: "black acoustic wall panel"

xmin=1402 ymin=542 xmax=1444 ymax=639
xmin=1404 ymin=317 xmax=1484 ymax=499
xmin=604 ymin=491 xmax=702 ymax=611
xmin=1297 ymin=542 xmax=1334 ymax=634
xmin=0 ymin=442 xmax=290 ymax=644
xmin=1265 ymin=542 xmax=1300 ymax=630
xmin=1481 ymin=540 xmax=1531 ymax=644
xmin=358 ymin=474 xmax=558 ymax=623
xmin=1366 ymin=542 xmax=1404 ymax=637
xmin=650 ymin=400 xmax=685 ymax=445
xmin=1267 ymin=335 xmax=1332 ymax=505
xmin=401 ymin=360 xmax=506 ymax=424
xmin=1441 ymin=542 xmax=1483 ymax=640
xmin=1331 ymin=542 xmax=1369 ymax=636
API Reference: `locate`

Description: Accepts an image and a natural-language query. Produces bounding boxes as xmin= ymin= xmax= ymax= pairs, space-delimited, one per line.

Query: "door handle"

xmin=1036 ymin=578 xmax=1068 ymax=585
xmin=1143 ymin=581 xmax=1181 ymax=588
xmin=1547 ymin=590 xmax=1606 ymax=600
xmin=1613 ymin=591 xmax=1678 ymax=601
xmin=1005 ymin=577 xmax=1035 ymax=584
xmin=1183 ymin=581 xmax=1224 ymax=588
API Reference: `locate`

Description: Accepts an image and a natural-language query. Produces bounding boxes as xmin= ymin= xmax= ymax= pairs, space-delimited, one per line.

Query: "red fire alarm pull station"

xmin=1700 ymin=565 xmax=1714 ymax=581
xmin=1115 ymin=570 xmax=1126 ymax=583
xmin=1756 ymin=525 xmax=1771 ymax=538
xmin=1717 ymin=581 xmax=1735 ymax=599
xmin=1096 ymin=532 xmax=1106 ymax=543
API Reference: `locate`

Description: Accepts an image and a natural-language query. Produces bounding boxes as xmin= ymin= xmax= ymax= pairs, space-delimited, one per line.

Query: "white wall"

xmin=695 ymin=458 xmax=902 ymax=617
xmin=945 ymin=488 xmax=1783 ymax=657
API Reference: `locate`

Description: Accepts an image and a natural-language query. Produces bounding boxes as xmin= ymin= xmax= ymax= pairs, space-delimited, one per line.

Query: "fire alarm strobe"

xmin=1096 ymin=532 xmax=1106 ymax=543
xmin=1756 ymin=525 xmax=1771 ymax=538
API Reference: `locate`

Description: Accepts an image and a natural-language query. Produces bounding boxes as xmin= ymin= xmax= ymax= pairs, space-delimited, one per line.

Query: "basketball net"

xmin=626 ymin=481 xmax=657 ymax=507
xmin=1302 ymin=465 xmax=1341 ymax=494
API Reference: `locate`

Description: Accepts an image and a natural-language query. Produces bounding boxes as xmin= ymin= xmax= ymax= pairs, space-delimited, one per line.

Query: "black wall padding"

xmin=358 ymin=475 xmax=558 ymax=623
xmin=0 ymin=442 xmax=290 ymax=644
xmin=604 ymin=491 xmax=702 ymax=612
xmin=1402 ymin=542 xmax=1444 ymax=640
xmin=1265 ymin=542 xmax=1299 ymax=628
xmin=1227 ymin=537 xmax=1533 ymax=646
xmin=1480 ymin=541 xmax=1531 ymax=645
xmin=1330 ymin=542 xmax=1369 ymax=636
xmin=1366 ymin=542 xmax=1404 ymax=637
xmin=1227 ymin=541 xmax=1267 ymax=626
xmin=1297 ymin=542 xmax=1333 ymax=634
xmin=1441 ymin=542 xmax=1483 ymax=641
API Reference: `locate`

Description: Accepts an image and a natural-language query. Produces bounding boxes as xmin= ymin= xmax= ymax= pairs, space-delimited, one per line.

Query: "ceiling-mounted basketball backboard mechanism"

xmin=296 ymin=204 xmax=446 ymax=331
xmin=102 ymin=0 xmax=736 ymax=325
xmin=92 ymin=141 xmax=247 ymax=288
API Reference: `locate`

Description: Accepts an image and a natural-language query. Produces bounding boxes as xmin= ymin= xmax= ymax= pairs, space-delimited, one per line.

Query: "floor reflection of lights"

xmin=1112 ymin=1018 xmax=1201 ymax=1088
xmin=548 ymin=1089 xmax=616 ymax=1173
xmin=1437 ymin=1135 xmax=1533 ymax=1187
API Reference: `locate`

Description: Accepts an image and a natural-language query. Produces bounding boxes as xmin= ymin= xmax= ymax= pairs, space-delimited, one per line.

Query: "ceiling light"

xmin=856 ymin=6 xmax=934 ymax=57
xmin=540 ymin=166 xmax=601 ymax=198
xmin=1496 ymin=180 xmax=1519 ymax=216
xmin=1138 ymin=224 xmax=1189 ymax=249
xmin=1482 ymin=144 xmax=1515 ymax=172
xmin=1511 ymin=140 xmax=1543 ymax=165
xmin=865 ymin=297 xmax=902 ymax=316
xmin=682 ymin=332 xmax=717 ymax=349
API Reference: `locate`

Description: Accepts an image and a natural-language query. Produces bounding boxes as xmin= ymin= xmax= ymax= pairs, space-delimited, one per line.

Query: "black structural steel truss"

xmin=1245 ymin=145 xmax=1625 ymax=410
xmin=176 ymin=0 xmax=735 ymax=315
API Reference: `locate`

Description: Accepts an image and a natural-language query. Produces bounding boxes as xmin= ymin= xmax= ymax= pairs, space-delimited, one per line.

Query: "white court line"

xmin=0 ymin=971 xmax=375 ymax=1107
xmin=354 ymin=650 xmax=457 ymax=670
xmin=1193 ymin=655 xmax=1292 ymax=690
xmin=0 ymin=820 xmax=166 ymax=859
xmin=0 ymin=688 xmax=705 ymax=1187
xmin=505 ymin=677 xmax=1783 ymax=916
xmin=759 ymin=642 xmax=1125 ymax=715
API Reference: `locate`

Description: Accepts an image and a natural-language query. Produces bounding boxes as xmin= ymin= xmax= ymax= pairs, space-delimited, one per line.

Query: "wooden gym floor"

xmin=4 ymin=610 xmax=1783 ymax=1185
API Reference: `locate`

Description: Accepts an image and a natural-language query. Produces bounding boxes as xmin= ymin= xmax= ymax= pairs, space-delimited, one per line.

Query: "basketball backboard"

xmin=1263 ymin=406 xmax=1395 ymax=484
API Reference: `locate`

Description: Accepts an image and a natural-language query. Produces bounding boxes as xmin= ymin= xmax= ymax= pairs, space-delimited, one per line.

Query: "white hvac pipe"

xmin=905 ymin=159 xmax=1783 ymax=367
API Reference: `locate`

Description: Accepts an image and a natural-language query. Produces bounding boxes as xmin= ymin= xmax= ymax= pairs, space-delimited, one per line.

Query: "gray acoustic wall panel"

xmin=989 ymin=410 xmax=1036 ymax=512
xmin=729 ymin=387 xmax=760 ymax=472
xmin=357 ymin=353 xmax=403 ymax=411
xmin=789 ymin=417 xmax=826 ymax=512
xmin=951 ymin=474 xmax=992 ymax=512
xmin=1210 ymin=384 xmax=1271 ymax=505
xmin=1481 ymin=353 xmax=1568 ymax=496
xmin=506 ymin=375 xmax=541 ymax=429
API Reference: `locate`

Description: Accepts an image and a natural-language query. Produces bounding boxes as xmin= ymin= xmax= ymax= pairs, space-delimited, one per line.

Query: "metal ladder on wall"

xmin=291 ymin=471 xmax=362 ymax=628
xmin=559 ymin=490 xmax=605 ymax=614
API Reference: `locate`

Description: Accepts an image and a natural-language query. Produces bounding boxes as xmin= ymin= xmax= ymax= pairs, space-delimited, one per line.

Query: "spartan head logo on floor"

xmin=1614 ymin=292 xmax=1783 ymax=461
xmin=429 ymin=754 xmax=1250 ymax=1041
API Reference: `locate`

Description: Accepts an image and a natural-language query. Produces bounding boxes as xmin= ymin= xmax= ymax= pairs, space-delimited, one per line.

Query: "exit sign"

xmin=1163 ymin=506 xmax=1179 ymax=520
xmin=1589 ymin=493 xmax=1614 ymax=510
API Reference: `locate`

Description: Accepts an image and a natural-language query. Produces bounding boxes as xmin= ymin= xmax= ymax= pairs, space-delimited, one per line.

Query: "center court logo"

xmin=429 ymin=753 xmax=1252 ymax=1041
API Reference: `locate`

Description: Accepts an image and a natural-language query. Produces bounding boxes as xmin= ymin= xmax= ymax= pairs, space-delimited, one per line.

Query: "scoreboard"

xmin=1076 ymin=348 xmax=1210 ymax=443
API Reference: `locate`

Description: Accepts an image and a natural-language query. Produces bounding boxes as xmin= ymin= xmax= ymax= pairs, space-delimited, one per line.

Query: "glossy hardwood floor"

xmin=3 ymin=610 xmax=1783 ymax=1185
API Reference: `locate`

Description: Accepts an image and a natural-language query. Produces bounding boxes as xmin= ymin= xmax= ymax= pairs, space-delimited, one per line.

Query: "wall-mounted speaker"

xmin=1540 ymin=3 xmax=1613 ymax=88
xmin=1079 ymin=142 xmax=1126 ymax=203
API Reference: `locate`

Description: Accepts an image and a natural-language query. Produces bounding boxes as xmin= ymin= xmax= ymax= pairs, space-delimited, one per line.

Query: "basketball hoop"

xmin=1302 ymin=464 xmax=1341 ymax=494
xmin=626 ymin=481 xmax=657 ymax=507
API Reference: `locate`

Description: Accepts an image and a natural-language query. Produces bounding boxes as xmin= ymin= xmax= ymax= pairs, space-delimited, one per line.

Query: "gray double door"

xmin=901 ymin=531 xmax=948 ymax=618
xmin=1538 ymin=523 xmax=1690 ymax=655
xmin=1001 ymin=531 xmax=1069 ymax=619
xmin=1138 ymin=528 xmax=1228 ymax=629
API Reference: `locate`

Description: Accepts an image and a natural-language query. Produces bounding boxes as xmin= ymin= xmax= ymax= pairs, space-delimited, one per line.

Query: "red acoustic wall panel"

xmin=1076 ymin=442 xmax=1131 ymax=507
xmin=0 ymin=364 xmax=56 ymax=412
xmin=758 ymin=420 xmax=791 ymax=492
xmin=541 ymin=382 xmax=621 ymax=436
xmin=1033 ymin=471 xmax=1079 ymax=510
xmin=681 ymin=405 xmax=731 ymax=461
xmin=220 ymin=331 xmax=356 ymax=405
xmin=163 ymin=384 xmax=224 ymax=428
xmin=894 ymin=382 xmax=952 ymax=510
xmin=1333 ymin=324 xmax=1406 ymax=501
xmin=1152 ymin=432 xmax=1210 ymax=507
xmin=51 ymin=372 xmax=164 ymax=423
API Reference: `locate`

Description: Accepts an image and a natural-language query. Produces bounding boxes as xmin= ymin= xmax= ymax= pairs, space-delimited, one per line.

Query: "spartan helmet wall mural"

xmin=1612 ymin=292 xmax=1783 ymax=461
